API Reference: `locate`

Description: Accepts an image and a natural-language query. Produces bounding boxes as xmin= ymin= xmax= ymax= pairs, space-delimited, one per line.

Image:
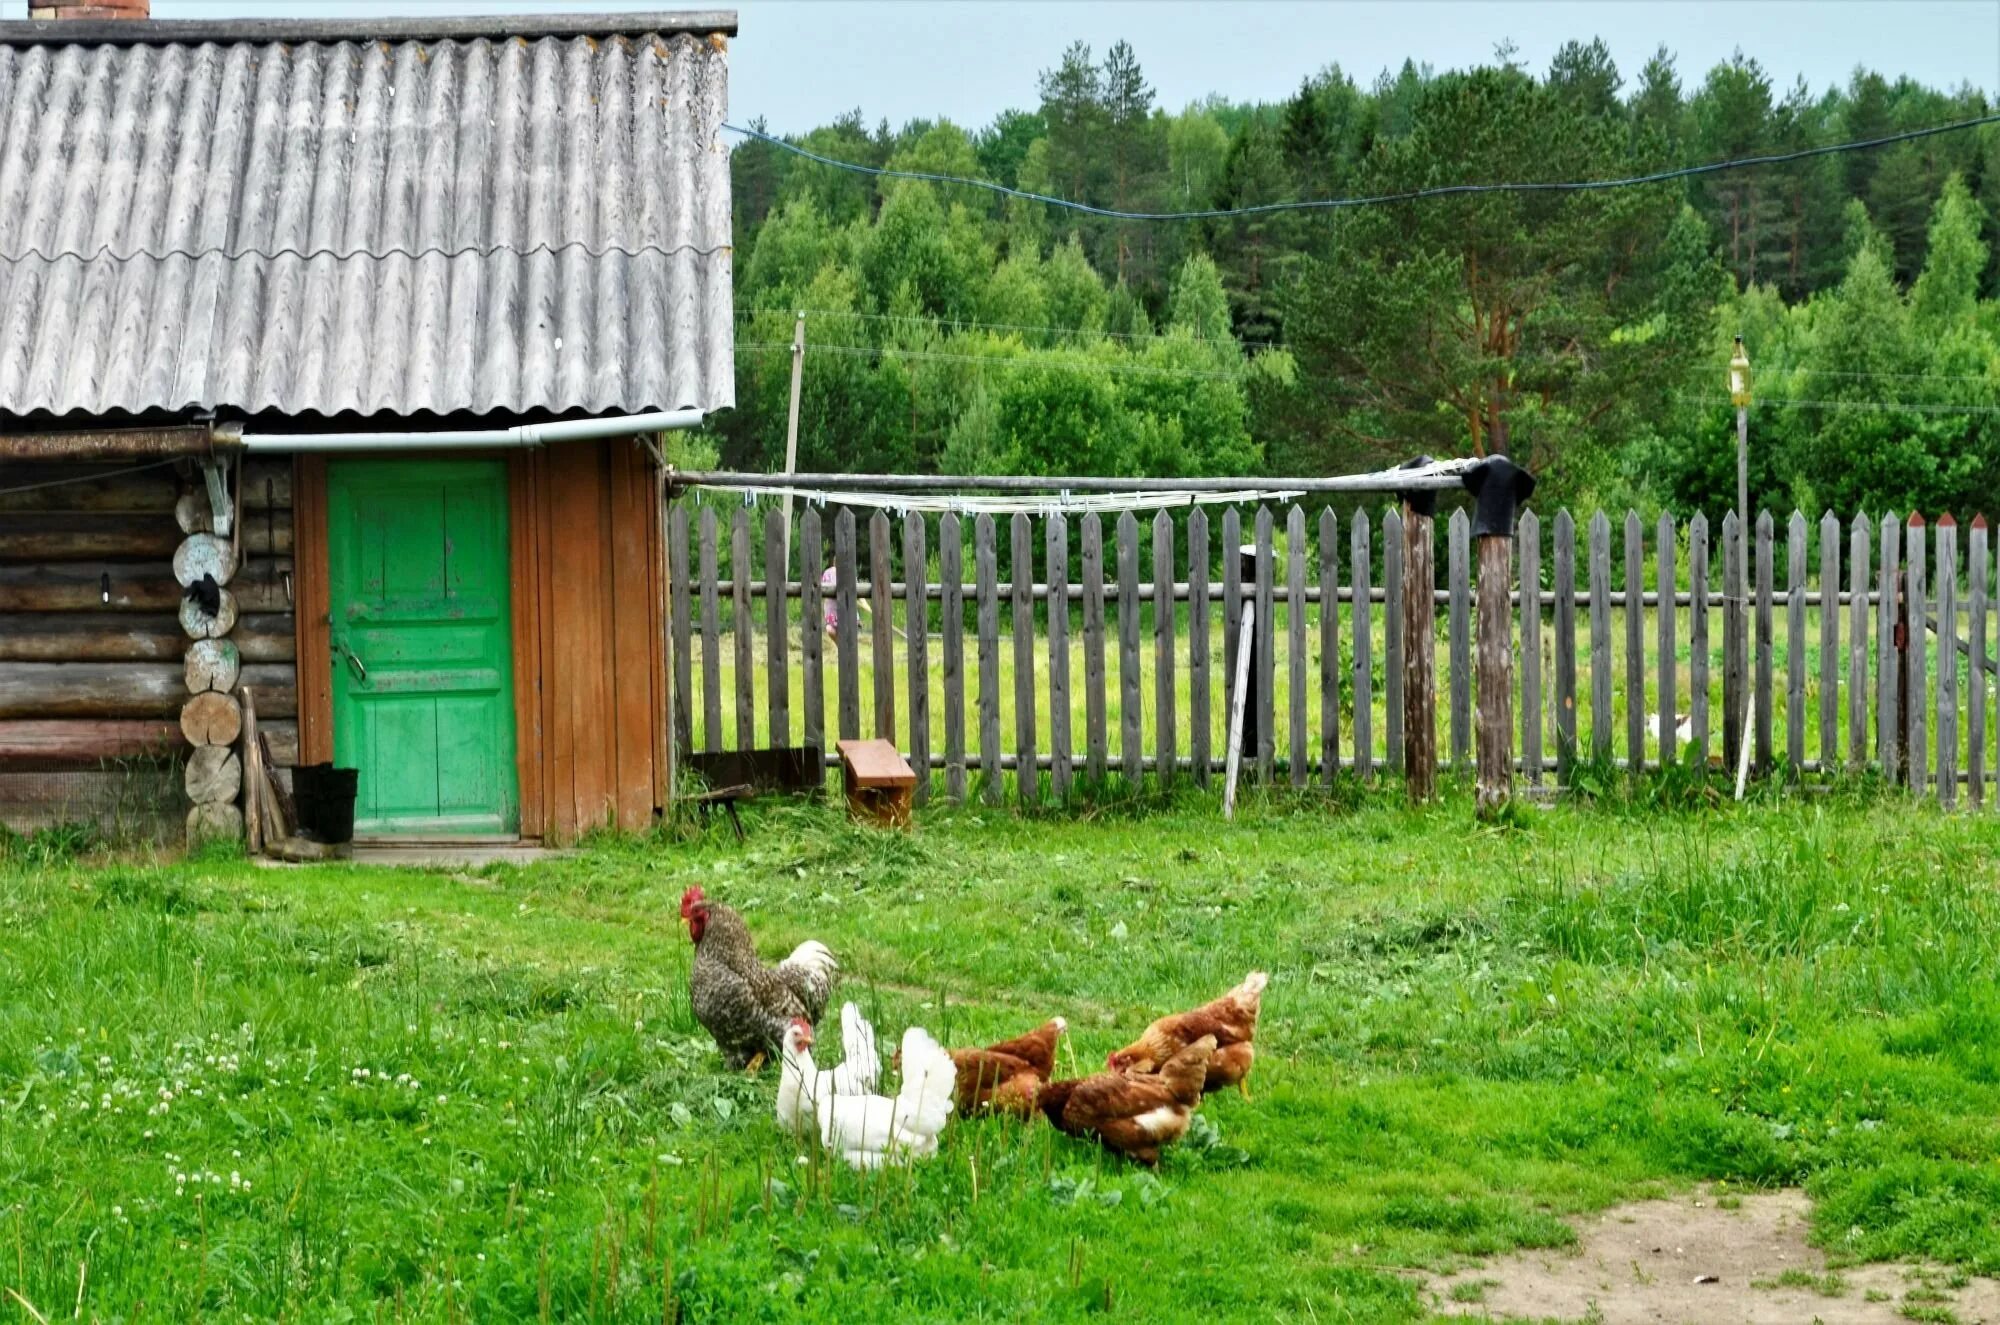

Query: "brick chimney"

xmin=30 ymin=0 xmax=150 ymax=18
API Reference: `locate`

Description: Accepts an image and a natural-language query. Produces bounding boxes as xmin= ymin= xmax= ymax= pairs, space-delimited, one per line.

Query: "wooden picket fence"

xmin=666 ymin=497 xmax=1997 ymax=807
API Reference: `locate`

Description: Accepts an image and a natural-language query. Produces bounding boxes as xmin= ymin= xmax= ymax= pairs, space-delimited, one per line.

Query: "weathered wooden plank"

xmin=1117 ymin=511 xmax=1143 ymax=786
xmin=698 ymin=507 xmax=721 ymax=753
xmin=834 ymin=508 xmax=861 ymax=743
xmin=939 ymin=513 xmax=965 ymax=801
xmin=1754 ymin=511 xmax=1774 ymax=775
xmin=1287 ymin=505 xmax=1309 ymax=788
xmin=1520 ymin=510 xmax=1543 ymax=783
xmin=1720 ymin=511 xmax=1741 ymax=771
xmin=1319 ymin=508 xmax=1340 ymax=784
xmin=1656 ymin=513 xmax=1677 ymax=769
xmin=904 ymin=511 xmax=930 ymax=806
xmin=975 ymin=513 xmax=1001 ymax=804
xmin=1082 ymin=513 xmax=1107 ymax=785
xmin=1188 ymin=508 xmax=1210 ymax=787
xmin=1351 ymin=508 xmax=1373 ymax=777
xmin=798 ymin=506 xmax=824 ymax=760
xmin=1222 ymin=506 xmax=1242 ymax=733
xmin=1377 ymin=511 xmax=1403 ymax=780
xmin=1907 ymin=515 xmax=1928 ymax=794
xmin=1154 ymin=510 xmax=1178 ymax=788
xmin=1937 ymin=516 xmax=1959 ymax=807
xmin=1787 ymin=510 xmax=1807 ymax=773
xmin=1475 ymin=531 xmax=1514 ymax=813
xmin=1689 ymin=513 xmax=1710 ymax=765
xmin=1012 ymin=512 xmax=1038 ymax=806
xmin=1820 ymin=511 xmax=1840 ymax=774
xmin=1878 ymin=512 xmax=1901 ymax=778
xmin=1971 ymin=517 xmax=1988 ymax=806
xmin=1254 ymin=506 xmax=1276 ymax=783
xmin=765 ymin=508 xmax=790 ymax=748
xmin=870 ymin=511 xmax=896 ymax=742
xmin=1624 ymin=512 xmax=1644 ymax=771
xmin=669 ymin=503 xmax=694 ymax=757
xmin=1448 ymin=508 xmax=1471 ymax=770
xmin=1588 ymin=511 xmax=1611 ymax=762
xmin=1047 ymin=515 xmax=1072 ymax=800
xmin=1847 ymin=513 xmax=1869 ymax=772
xmin=732 ymin=508 xmax=755 ymax=751
xmin=1554 ymin=510 xmax=1578 ymax=777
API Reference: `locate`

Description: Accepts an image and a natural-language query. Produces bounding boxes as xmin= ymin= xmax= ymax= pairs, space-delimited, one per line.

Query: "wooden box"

xmin=836 ymin=738 xmax=916 ymax=828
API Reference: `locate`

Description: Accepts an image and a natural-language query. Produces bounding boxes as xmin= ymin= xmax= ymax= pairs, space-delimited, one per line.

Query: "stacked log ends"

xmin=184 ymin=638 xmax=240 ymax=694
xmin=179 ymin=587 xmax=237 ymax=639
xmin=186 ymin=801 xmax=244 ymax=844
xmin=178 ymin=517 xmax=242 ymax=847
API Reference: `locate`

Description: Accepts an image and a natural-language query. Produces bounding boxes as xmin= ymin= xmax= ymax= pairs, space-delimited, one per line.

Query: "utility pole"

xmin=780 ymin=311 xmax=805 ymax=579
xmin=1730 ymin=335 xmax=1754 ymax=796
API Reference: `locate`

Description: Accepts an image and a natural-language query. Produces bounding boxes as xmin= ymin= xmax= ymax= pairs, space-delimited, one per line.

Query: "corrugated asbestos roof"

xmin=0 ymin=14 xmax=735 ymax=419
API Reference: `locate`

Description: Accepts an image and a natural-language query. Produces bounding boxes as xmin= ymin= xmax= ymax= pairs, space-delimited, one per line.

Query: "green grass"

xmin=5 ymin=787 xmax=2000 ymax=1321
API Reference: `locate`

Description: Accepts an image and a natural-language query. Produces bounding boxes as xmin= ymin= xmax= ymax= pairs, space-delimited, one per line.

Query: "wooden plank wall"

xmin=512 ymin=440 xmax=668 ymax=840
xmin=1 ymin=454 xmax=298 ymax=836
xmin=667 ymin=499 xmax=2000 ymax=808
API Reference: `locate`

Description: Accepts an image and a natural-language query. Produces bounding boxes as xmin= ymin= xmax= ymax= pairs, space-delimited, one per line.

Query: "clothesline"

xmin=681 ymin=484 xmax=1317 ymax=517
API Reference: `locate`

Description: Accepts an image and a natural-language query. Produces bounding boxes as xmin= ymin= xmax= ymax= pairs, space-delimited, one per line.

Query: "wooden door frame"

xmin=292 ymin=451 xmax=546 ymax=841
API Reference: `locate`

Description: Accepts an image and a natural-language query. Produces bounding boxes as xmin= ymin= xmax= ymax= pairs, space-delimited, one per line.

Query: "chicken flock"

xmin=681 ymin=885 xmax=1267 ymax=1169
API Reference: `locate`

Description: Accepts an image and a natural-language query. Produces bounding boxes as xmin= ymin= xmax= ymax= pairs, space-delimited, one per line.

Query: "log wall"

xmin=0 ymin=455 xmax=297 ymax=838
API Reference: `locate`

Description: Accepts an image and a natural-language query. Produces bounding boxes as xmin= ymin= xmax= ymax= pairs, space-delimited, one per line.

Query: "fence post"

xmin=1236 ymin=541 xmax=1263 ymax=766
xmin=1398 ymin=461 xmax=1438 ymax=803
xmin=1466 ymin=456 xmax=1536 ymax=818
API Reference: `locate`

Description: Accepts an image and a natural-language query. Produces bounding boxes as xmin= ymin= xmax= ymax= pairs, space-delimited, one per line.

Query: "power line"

xmin=1685 ymin=395 xmax=2000 ymax=415
xmin=734 ymin=339 xmax=1247 ymax=381
xmin=722 ymin=112 xmax=2000 ymax=223
xmin=735 ymin=306 xmax=1273 ymax=350
xmin=0 ymin=456 xmax=182 ymax=499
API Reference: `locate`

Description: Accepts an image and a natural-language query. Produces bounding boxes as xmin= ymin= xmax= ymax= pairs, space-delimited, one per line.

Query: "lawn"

xmin=6 ymin=785 xmax=2000 ymax=1321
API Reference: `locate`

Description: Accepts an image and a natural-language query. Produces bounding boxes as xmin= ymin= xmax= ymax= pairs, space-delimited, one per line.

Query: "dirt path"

xmin=1426 ymin=1188 xmax=2000 ymax=1324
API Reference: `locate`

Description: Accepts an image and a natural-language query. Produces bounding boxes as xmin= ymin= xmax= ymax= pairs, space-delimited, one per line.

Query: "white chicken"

xmin=774 ymin=1003 xmax=881 ymax=1136
xmin=780 ymin=1019 xmax=956 ymax=1170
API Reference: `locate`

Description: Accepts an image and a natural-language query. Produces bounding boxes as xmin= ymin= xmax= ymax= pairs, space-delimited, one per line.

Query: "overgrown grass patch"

xmin=3 ymin=790 xmax=1998 ymax=1319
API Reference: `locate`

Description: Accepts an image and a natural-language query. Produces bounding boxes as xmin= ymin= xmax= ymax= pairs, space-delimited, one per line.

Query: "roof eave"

xmin=0 ymin=9 xmax=737 ymax=47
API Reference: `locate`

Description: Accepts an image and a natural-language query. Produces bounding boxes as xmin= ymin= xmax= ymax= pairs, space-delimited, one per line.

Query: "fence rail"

xmin=666 ymin=499 xmax=1996 ymax=806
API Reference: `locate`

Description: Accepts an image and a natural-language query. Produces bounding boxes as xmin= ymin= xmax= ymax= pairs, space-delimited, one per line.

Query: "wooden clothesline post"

xmin=1398 ymin=460 xmax=1439 ymax=804
xmin=1465 ymin=455 xmax=1535 ymax=819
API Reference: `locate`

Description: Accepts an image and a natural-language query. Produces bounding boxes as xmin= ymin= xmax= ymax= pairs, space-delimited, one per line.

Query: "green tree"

xmin=1912 ymin=174 xmax=1988 ymax=328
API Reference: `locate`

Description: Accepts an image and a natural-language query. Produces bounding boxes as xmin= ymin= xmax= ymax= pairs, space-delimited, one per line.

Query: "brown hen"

xmin=944 ymin=1017 xmax=1066 ymax=1117
xmin=1106 ymin=971 xmax=1267 ymax=1099
xmin=1037 ymin=1036 xmax=1215 ymax=1166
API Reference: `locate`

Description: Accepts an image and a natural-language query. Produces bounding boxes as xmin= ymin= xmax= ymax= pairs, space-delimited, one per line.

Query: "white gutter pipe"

xmin=229 ymin=408 xmax=705 ymax=453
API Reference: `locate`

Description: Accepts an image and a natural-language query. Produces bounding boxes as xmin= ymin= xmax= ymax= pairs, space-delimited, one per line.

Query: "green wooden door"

xmin=326 ymin=459 xmax=518 ymax=835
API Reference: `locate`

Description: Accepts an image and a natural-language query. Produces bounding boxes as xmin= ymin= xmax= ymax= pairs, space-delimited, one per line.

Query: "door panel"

xmin=326 ymin=459 xmax=517 ymax=835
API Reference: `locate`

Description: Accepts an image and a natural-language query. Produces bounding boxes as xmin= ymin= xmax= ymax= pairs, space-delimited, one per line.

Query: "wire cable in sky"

xmin=723 ymin=112 xmax=2000 ymax=222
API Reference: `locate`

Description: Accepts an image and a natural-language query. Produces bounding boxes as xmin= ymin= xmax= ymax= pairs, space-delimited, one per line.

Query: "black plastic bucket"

xmin=290 ymin=764 xmax=359 ymax=844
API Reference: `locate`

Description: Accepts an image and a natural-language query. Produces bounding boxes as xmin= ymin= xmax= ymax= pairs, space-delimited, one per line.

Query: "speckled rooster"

xmin=680 ymin=886 xmax=838 ymax=1071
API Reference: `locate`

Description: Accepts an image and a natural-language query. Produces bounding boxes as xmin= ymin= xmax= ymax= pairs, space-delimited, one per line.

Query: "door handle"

xmin=334 ymin=640 xmax=369 ymax=684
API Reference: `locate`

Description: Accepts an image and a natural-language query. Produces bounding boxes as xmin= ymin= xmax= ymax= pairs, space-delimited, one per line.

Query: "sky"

xmin=15 ymin=0 xmax=2000 ymax=136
